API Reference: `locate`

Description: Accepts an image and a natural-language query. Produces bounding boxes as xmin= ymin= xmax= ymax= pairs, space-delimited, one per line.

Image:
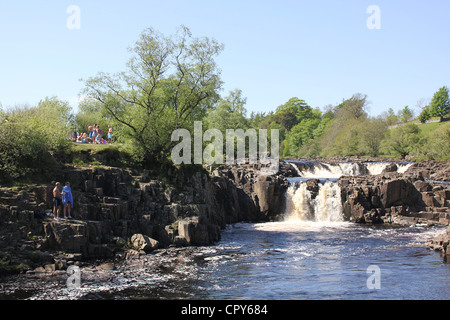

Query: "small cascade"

xmin=286 ymin=160 xmax=413 ymax=179
xmin=288 ymin=161 xmax=368 ymax=179
xmin=284 ymin=180 xmax=344 ymax=222
xmin=283 ymin=160 xmax=414 ymax=223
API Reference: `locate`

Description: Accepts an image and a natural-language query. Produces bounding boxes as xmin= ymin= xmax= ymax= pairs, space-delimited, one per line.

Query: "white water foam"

xmin=294 ymin=163 xmax=356 ymax=179
xmin=284 ymin=181 xmax=344 ymax=223
xmin=289 ymin=161 xmax=414 ymax=179
xmin=284 ymin=161 xmax=414 ymax=223
xmin=253 ymin=220 xmax=351 ymax=232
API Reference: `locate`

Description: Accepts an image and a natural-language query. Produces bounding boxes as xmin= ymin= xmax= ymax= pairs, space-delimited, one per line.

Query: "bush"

xmin=419 ymin=122 xmax=450 ymax=159
xmin=0 ymin=98 xmax=72 ymax=184
xmin=0 ymin=119 xmax=53 ymax=182
xmin=418 ymin=107 xmax=432 ymax=123
xmin=381 ymin=123 xmax=420 ymax=159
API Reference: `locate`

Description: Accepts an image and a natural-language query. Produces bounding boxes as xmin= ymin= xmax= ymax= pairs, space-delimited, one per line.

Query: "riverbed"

xmin=1 ymin=222 xmax=449 ymax=300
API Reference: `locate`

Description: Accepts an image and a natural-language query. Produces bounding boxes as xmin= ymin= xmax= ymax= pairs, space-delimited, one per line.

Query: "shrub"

xmin=0 ymin=98 xmax=71 ymax=184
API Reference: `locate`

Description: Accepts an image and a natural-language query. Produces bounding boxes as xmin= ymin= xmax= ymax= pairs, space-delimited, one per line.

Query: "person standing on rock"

xmin=62 ymin=182 xmax=74 ymax=219
xmin=53 ymin=182 xmax=64 ymax=221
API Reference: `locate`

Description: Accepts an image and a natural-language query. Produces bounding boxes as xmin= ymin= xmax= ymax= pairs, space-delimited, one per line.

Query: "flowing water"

xmin=0 ymin=222 xmax=448 ymax=300
xmin=1 ymin=161 xmax=449 ymax=300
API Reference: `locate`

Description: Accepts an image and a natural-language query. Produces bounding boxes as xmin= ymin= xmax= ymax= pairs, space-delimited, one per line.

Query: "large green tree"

xmin=335 ymin=93 xmax=369 ymax=120
xmin=276 ymin=97 xmax=313 ymax=124
xmin=381 ymin=123 xmax=420 ymax=159
xmin=82 ymin=26 xmax=224 ymax=163
xmin=359 ymin=118 xmax=387 ymax=156
xmin=205 ymin=89 xmax=248 ymax=133
xmin=429 ymin=86 xmax=450 ymax=122
xmin=398 ymin=106 xmax=414 ymax=124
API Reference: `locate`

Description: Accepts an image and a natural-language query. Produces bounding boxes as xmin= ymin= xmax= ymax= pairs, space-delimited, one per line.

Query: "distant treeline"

xmin=1 ymin=26 xmax=449 ymax=183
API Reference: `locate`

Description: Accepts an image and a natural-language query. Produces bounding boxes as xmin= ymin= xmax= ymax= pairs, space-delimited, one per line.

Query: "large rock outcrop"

xmin=0 ymin=162 xmax=291 ymax=272
xmin=427 ymin=225 xmax=450 ymax=262
xmin=338 ymin=162 xmax=450 ymax=225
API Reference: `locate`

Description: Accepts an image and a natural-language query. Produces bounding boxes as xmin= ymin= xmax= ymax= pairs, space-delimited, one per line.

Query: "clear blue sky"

xmin=0 ymin=0 xmax=449 ymax=116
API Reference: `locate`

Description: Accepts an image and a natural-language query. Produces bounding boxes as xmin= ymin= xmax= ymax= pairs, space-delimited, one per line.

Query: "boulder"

xmin=382 ymin=163 xmax=398 ymax=173
xmin=130 ymin=234 xmax=159 ymax=253
xmin=380 ymin=179 xmax=420 ymax=208
xmin=43 ymin=220 xmax=89 ymax=254
xmin=305 ymin=179 xmax=320 ymax=198
xmin=178 ymin=217 xmax=209 ymax=246
xmin=414 ymin=180 xmax=431 ymax=192
xmin=96 ymin=263 xmax=115 ymax=271
xmin=252 ymin=175 xmax=275 ymax=215
xmin=421 ymin=192 xmax=441 ymax=207
xmin=427 ymin=225 xmax=450 ymax=262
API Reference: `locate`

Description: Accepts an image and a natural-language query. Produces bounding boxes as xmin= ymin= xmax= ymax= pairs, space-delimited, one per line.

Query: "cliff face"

xmin=337 ymin=162 xmax=450 ymax=225
xmin=0 ymin=163 xmax=292 ymax=273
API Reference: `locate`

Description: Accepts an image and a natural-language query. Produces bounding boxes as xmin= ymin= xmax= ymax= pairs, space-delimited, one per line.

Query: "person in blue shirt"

xmin=62 ymin=182 xmax=74 ymax=219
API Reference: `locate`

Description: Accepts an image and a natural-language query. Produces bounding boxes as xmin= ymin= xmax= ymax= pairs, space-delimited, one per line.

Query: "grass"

xmin=383 ymin=118 xmax=450 ymax=161
xmin=66 ymin=142 xmax=136 ymax=168
xmin=386 ymin=117 xmax=450 ymax=137
xmin=416 ymin=121 xmax=447 ymax=135
xmin=70 ymin=142 xmax=126 ymax=153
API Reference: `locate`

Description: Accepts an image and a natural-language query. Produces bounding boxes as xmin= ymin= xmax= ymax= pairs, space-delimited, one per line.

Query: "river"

xmin=0 ymin=221 xmax=449 ymax=300
xmin=1 ymin=160 xmax=449 ymax=300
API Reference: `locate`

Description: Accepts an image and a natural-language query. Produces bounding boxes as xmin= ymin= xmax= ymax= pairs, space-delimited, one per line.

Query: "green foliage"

xmin=205 ymin=89 xmax=249 ymax=133
xmin=399 ymin=106 xmax=414 ymax=124
xmin=74 ymin=98 xmax=112 ymax=136
xmin=248 ymin=111 xmax=268 ymax=129
xmin=429 ymin=86 xmax=450 ymax=120
xmin=381 ymin=123 xmax=420 ymax=159
xmin=283 ymin=118 xmax=321 ymax=156
xmin=262 ymin=97 xmax=321 ymax=157
xmin=358 ymin=118 xmax=387 ymax=157
xmin=82 ymin=26 xmax=224 ymax=164
xmin=415 ymin=122 xmax=450 ymax=159
xmin=0 ymin=97 xmax=71 ymax=183
xmin=418 ymin=107 xmax=432 ymax=123
xmin=276 ymin=98 xmax=314 ymax=124
xmin=335 ymin=93 xmax=368 ymax=120
xmin=278 ymin=87 xmax=448 ymax=160
xmin=381 ymin=108 xmax=399 ymax=126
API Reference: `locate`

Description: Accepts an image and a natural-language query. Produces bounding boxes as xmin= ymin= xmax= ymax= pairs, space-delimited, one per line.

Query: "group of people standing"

xmin=52 ymin=182 xmax=73 ymax=221
xmin=73 ymin=124 xmax=113 ymax=144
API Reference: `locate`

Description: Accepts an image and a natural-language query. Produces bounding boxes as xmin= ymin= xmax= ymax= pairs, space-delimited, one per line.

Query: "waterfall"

xmin=287 ymin=160 xmax=413 ymax=179
xmin=366 ymin=162 xmax=413 ymax=175
xmin=366 ymin=162 xmax=389 ymax=175
xmin=284 ymin=181 xmax=344 ymax=222
xmin=288 ymin=161 xmax=367 ymax=179
xmin=283 ymin=160 xmax=413 ymax=222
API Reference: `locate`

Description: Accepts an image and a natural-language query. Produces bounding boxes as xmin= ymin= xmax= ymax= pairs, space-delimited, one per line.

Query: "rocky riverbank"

xmin=0 ymin=158 xmax=449 ymax=275
xmin=284 ymin=157 xmax=450 ymax=261
xmin=338 ymin=164 xmax=450 ymax=226
xmin=427 ymin=225 xmax=450 ymax=262
xmin=0 ymin=162 xmax=293 ymax=275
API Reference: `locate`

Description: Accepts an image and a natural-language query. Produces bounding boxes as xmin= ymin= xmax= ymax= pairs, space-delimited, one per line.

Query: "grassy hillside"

xmin=416 ymin=121 xmax=448 ymax=135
